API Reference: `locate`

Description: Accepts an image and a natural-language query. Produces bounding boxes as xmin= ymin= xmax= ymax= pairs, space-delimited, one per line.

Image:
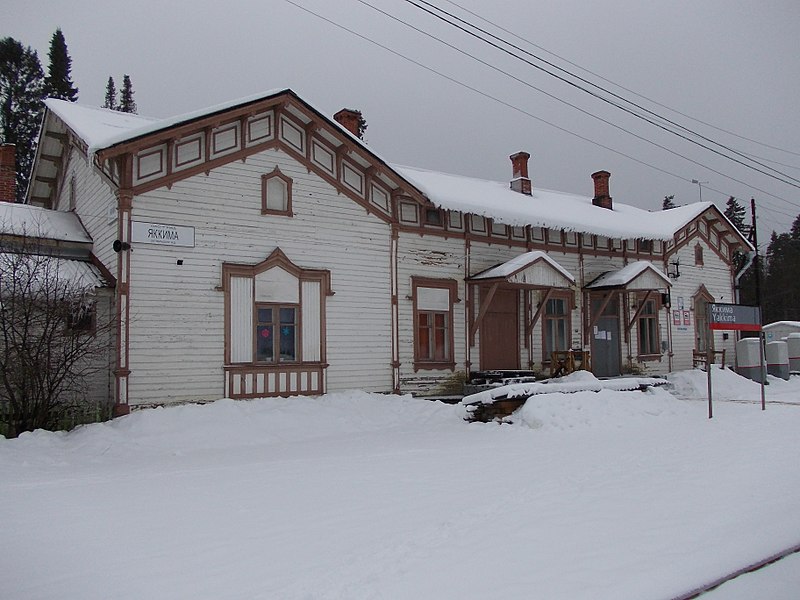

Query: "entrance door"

xmin=480 ymin=287 xmax=519 ymax=370
xmin=591 ymin=294 xmax=621 ymax=377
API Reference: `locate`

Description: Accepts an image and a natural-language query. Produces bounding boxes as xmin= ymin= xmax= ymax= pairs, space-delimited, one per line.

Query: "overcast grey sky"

xmin=5 ymin=0 xmax=799 ymax=240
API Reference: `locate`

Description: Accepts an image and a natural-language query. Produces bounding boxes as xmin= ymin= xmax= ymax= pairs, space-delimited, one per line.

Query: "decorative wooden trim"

xmin=540 ymin=290 xmax=573 ymax=364
xmin=411 ymin=277 xmax=459 ymax=371
xmin=220 ymin=248 xmax=333 ymax=390
xmin=469 ymin=281 xmax=499 ymax=341
xmin=261 ymin=166 xmax=293 ymax=217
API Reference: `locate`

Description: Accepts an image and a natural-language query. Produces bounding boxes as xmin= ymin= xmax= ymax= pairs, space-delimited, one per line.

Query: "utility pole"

xmin=750 ymin=198 xmax=761 ymax=308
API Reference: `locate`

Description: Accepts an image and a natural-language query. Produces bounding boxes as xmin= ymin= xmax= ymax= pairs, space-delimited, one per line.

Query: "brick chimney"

xmin=334 ymin=108 xmax=362 ymax=138
xmin=510 ymin=151 xmax=532 ymax=195
xmin=0 ymin=144 xmax=15 ymax=203
xmin=591 ymin=170 xmax=612 ymax=210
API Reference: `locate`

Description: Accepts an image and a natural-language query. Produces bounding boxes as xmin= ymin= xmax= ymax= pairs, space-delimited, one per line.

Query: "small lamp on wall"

xmin=667 ymin=257 xmax=681 ymax=280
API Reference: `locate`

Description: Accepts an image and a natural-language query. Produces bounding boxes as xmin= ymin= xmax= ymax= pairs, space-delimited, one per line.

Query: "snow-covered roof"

xmin=43 ymin=92 xmax=731 ymax=244
xmin=44 ymin=99 xmax=159 ymax=153
xmin=0 ymin=253 xmax=110 ymax=291
xmin=763 ymin=321 xmax=800 ymax=331
xmin=585 ymin=261 xmax=671 ymax=289
xmin=470 ymin=250 xmax=576 ymax=284
xmin=46 ymin=89 xmax=289 ymax=154
xmin=0 ymin=202 xmax=92 ymax=243
xmin=394 ymin=165 xmax=712 ymax=241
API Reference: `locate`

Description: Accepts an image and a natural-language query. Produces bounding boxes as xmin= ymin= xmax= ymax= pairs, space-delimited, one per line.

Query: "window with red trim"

xmin=413 ymin=278 xmax=457 ymax=370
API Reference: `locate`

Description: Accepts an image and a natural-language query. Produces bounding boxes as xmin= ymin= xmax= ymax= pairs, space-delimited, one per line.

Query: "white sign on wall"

xmin=131 ymin=221 xmax=195 ymax=248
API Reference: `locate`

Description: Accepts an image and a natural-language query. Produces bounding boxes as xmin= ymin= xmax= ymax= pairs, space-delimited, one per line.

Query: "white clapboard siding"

xmin=668 ymin=238 xmax=736 ymax=371
xmin=396 ymin=233 xmax=468 ymax=395
xmin=125 ymin=147 xmax=393 ymax=405
xmin=58 ymin=149 xmax=119 ymax=268
xmin=302 ymin=280 xmax=321 ymax=362
xmin=230 ymin=276 xmax=254 ymax=363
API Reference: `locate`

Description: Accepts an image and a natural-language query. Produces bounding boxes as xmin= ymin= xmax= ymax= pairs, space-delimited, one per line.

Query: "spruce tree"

xmin=118 ymin=74 xmax=136 ymax=114
xmin=662 ymin=195 xmax=676 ymax=210
xmin=103 ymin=76 xmax=116 ymax=110
xmin=724 ymin=196 xmax=746 ymax=233
xmin=357 ymin=112 xmax=367 ymax=140
xmin=761 ymin=217 xmax=800 ymax=322
xmin=0 ymin=37 xmax=45 ymax=202
xmin=724 ymin=196 xmax=752 ymax=297
xmin=43 ymin=28 xmax=78 ymax=101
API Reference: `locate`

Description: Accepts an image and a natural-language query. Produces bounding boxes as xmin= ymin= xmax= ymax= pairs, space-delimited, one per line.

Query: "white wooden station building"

xmin=23 ymin=88 xmax=752 ymax=413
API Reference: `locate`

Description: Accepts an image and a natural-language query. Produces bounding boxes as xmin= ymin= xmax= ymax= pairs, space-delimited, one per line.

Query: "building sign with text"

xmin=131 ymin=221 xmax=195 ymax=248
xmin=708 ymin=303 xmax=761 ymax=331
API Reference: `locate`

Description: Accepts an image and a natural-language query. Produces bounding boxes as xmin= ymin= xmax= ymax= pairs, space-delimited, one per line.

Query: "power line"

xmin=283 ymin=1 xmax=799 ymax=218
xmin=350 ymin=0 xmax=800 ymax=210
xmin=402 ymin=0 xmax=800 ymax=189
xmin=442 ymin=0 xmax=800 ymax=160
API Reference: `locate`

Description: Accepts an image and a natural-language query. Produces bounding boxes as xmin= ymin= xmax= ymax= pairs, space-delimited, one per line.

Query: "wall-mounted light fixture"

xmin=667 ymin=257 xmax=681 ymax=279
xmin=112 ymin=239 xmax=131 ymax=253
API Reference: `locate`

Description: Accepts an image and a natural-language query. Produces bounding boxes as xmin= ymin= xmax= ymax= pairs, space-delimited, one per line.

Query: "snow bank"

xmin=516 ymin=386 xmax=689 ymax=431
xmin=668 ymin=367 xmax=800 ymax=404
xmin=463 ymin=370 xmax=666 ymax=405
xmin=3 ymin=384 xmax=800 ymax=599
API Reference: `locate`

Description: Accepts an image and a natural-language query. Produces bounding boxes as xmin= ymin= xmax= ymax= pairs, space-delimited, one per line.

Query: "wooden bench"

xmin=693 ymin=349 xmax=726 ymax=369
xmin=550 ymin=350 xmax=592 ymax=378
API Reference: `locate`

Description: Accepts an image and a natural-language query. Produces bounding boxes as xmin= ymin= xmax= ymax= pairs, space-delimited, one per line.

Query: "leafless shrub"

xmin=0 ymin=228 xmax=114 ymax=437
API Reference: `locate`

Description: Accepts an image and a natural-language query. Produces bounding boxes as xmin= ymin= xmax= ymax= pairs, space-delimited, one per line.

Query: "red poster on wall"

xmin=673 ymin=310 xmax=681 ymax=326
xmin=683 ymin=310 xmax=691 ymax=326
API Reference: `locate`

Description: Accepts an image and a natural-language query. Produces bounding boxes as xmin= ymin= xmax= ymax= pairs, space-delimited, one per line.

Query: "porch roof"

xmin=468 ymin=251 xmax=575 ymax=289
xmin=585 ymin=261 xmax=671 ymax=291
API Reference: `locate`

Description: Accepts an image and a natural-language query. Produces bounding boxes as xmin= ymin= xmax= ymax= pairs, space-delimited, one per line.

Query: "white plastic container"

xmin=766 ymin=340 xmax=790 ymax=380
xmin=786 ymin=333 xmax=800 ymax=373
xmin=736 ymin=338 xmax=765 ymax=383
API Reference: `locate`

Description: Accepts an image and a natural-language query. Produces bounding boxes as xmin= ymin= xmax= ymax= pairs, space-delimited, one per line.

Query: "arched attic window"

xmin=261 ymin=167 xmax=293 ymax=216
xmin=694 ymin=243 xmax=704 ymax=266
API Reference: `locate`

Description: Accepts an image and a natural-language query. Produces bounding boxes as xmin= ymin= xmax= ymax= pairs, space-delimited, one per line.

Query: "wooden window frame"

xmin=423 ymin=207 xmax=444 ymax=228
xmin=542 ymin=291 xmax=572 ymax=363
xmin=636 ymin=294 xmax=661 ymax=359
xmin=694 ymin=286 xmax=715 ymax=353
xmin=694 ymin=243 xmax=704 ymax=266
xmin=261 ymin=166 xmax=293 ymax=216
xmin=254 ymin=303 xmax=300 ymax=364
xmin=221 ymin=248 xmax=333 ymax=367
xmin=412 ymin=277 xmax=458 ymax=371
xmin=66 ymin=299 xmax=96 ymax=334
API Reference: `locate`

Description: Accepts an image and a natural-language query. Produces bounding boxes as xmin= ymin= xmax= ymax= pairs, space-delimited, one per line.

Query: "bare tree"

xmin=0 ymin=231 xmax=114 ymax=437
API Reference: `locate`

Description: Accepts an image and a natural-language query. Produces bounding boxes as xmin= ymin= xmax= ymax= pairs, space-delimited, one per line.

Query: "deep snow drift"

xmin=2 ymin=370 xmax=799 ymax=599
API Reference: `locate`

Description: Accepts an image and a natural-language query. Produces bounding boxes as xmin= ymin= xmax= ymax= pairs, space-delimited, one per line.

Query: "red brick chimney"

xmin=591 ymin=170 xmax=612 ymax=210
xmin=0 ymin=144 xmax=15 ymax=203
xmin=510 ymin=151 xmax=532 ymax=195
xmin=334 ymin=108 xmax=362 ymax=138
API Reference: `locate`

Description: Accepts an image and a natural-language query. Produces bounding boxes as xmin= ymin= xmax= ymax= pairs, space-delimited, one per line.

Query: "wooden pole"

xmin=706 ymin=304 xmax=713 ymax=419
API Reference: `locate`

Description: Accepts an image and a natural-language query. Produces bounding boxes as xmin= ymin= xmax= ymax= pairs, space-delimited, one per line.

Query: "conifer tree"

xmin=724 ymin=197 xmax=758 ymax=306
xmin=357 ymin=112 xmax=367 ymax=140
xmin=0 ymin=37 xmax=45 ymax=202
xmin=43 ymin=28 xmax=78 ymax=101
xmin=724 ymin=196 xmax=746 ymax=233
xmin=118 ymin=74 xmax=136 ymax=114
xmin=661 ymin=195 xmax=676 ymax=210
xmin=102 ymin=76 xmax=116 ymax=110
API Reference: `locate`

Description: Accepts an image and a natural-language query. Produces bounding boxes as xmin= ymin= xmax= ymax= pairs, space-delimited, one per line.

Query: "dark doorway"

xmin=480 ymin=287 xmax=520 ymax=370
xmin=591 ymin=294 xmax=621 ymax=377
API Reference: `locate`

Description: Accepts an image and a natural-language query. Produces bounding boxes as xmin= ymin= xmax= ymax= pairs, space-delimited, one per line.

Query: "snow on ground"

xmin=2 ymin=372 xmax=800 ymax=599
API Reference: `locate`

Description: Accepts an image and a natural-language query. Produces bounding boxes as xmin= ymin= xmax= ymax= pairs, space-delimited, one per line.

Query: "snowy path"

xmin=2 ymin=373 xmax=800 ymax=599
